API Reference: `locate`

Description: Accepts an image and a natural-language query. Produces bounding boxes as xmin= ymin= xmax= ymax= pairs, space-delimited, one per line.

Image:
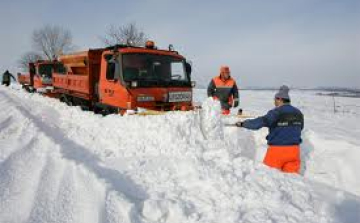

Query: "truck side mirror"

xmin=104 ymin=54 xmax=113 ymax=62
xmin=29 ymin=63 xmax=35 ymax=75
xmin=185 ymin=62 xmax=192 ymax=76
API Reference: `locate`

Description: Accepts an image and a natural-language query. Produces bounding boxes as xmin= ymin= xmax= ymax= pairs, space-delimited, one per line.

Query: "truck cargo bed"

xmin=53 ymin=49 xmax=103 ymax=101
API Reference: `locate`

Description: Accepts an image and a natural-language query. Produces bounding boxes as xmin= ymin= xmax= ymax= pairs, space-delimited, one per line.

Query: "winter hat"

xmin=275 ymin=85 xmax=290 ymax=100
xmin=220 ymin=66 xmax=230 ymax=74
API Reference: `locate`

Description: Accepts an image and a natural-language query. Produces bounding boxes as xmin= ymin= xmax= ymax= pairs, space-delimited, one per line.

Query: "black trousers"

xmin=2 ymin=81 xmax=10 ymax=86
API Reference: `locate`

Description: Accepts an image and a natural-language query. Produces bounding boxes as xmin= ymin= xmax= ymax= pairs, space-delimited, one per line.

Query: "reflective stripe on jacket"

xmin=207 ymin=76 xmax=239 ymax=110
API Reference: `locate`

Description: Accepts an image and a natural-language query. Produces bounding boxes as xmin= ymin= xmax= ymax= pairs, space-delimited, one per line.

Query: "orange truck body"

xmin=18 ymin=74 xmax=30 ymax=86
xmin=18 ymin=60 xmax=64 ymax=96
xmin=53 ymin=44 xmax=194 ymax=114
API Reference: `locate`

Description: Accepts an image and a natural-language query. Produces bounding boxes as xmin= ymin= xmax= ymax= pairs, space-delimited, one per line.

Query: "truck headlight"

xmin=131 ymin=81 xmax=138 ymax=88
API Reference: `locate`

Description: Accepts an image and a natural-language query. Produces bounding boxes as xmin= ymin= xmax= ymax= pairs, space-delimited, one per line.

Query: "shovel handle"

xmin=224 ymin=123 xmax=238 ymax=127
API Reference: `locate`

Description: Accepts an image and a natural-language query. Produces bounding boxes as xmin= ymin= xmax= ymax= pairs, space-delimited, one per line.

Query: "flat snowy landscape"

xmin=1 ymin=84 xmax=360 ymax=223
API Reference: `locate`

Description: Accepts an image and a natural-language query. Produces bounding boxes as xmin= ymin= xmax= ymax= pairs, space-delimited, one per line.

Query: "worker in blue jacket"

xmin=236 ymin=85 xmax=304 ymax=173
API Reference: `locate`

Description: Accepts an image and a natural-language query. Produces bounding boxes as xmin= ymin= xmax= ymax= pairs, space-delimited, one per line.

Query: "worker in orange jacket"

xmin=236 ymin=86 xmax=304 ymax=173
xmin=207 ymin=66 xmax=239 ymax=115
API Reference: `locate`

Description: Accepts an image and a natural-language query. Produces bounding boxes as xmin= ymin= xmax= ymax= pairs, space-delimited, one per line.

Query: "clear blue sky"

xmin=1 ymin=0 xmax=359 ymax=88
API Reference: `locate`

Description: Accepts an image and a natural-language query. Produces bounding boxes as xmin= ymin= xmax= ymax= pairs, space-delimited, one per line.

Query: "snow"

xmin=1 ymin=84 xmax=360 ymax=223
xmin=199 ymin=97 xmax=224 ymax=140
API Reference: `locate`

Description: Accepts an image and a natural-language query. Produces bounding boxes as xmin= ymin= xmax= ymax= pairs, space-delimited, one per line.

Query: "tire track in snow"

xmin=0 ymin=137 xmax=48 ymax=223
xmin=0 ymin=90 xmax=148 ymax=222
xmin=0 ymin=94 xmax=37 ymax=162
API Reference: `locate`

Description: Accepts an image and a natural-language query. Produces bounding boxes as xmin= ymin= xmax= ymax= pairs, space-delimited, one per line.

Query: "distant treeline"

xmin=195 ymin=86 xmax=360 ymax=92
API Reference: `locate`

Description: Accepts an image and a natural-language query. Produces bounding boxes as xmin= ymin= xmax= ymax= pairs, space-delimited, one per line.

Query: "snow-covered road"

xmin=1 ymin=85 xmax=360 ymax=223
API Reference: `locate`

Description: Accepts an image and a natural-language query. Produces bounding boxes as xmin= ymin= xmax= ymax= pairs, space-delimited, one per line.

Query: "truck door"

xmin=99 ymin=55 xmax=128 ymax=109
xmin=29 ymin=63 xmax=35 ymax=86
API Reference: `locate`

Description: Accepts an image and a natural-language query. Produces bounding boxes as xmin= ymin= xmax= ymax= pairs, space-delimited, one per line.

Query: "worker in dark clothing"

xmin=236 ymin=85 xmax=304 ymax=173
xmin=207 ymin=66 xmax=239 ymax=115
xmin=2 ymin=70 xmax=16 ymax=86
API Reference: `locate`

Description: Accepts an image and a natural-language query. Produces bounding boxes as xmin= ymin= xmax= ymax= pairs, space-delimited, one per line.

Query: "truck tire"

xmin=60 ymin=95 xmax=73 ymax=106
xmin=23 ymin=85 xmax=31 ymax=93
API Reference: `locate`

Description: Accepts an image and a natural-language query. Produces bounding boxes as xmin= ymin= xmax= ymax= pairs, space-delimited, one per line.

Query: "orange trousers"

xmin=212 ymin=97 xmax=231 ymax=115
xmin=222 ymin=109 xmax=230 ymax=115
xmin=263 ymin=145 xmax=300 ymax=174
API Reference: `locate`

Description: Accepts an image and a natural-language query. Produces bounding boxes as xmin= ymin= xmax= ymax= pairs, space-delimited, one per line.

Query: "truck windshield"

xmin=122 ymin=53 xmax=190 ymax=87
xmin=38 ymin=64 xmax=53 ymax=77
xmin=38 ymin=63 xmax=66 ymax=77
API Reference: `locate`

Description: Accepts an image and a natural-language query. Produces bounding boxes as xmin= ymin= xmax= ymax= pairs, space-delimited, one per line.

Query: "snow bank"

xmin=1 ymin=85 xmax=360 ymax=223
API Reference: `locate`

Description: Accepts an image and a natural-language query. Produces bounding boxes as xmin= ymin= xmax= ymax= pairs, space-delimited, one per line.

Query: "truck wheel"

xmin=23 ymin=86 xmax=30 ymax=93
xmin=60 ymin=96 xmax=65 ymax=103
xmin=119 ymin=109 xmax=126 ymax=116
xmin=66 ymin=98 xmax=73 ymax=106
xmin=93 ymin=106 xmax=101 ymax=114
xmin=60 ymin=95 xmax=73 ymax=106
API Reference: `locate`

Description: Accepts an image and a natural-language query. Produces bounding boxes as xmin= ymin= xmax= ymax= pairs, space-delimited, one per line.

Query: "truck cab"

xmin=18 ymin=60 xmax=65 ymax=96
xmin=99 ymin=43 xmax=193 ymax=112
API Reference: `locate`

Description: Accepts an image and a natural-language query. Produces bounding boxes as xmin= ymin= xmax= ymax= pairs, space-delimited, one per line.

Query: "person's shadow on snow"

xmin=334 ymin=195 xmax=360 ymax=223
xmin=226 ymin=128 xmax=258 ymax=161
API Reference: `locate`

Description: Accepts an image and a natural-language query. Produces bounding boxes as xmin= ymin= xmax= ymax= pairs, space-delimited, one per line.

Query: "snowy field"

xmin=0 ymin=84 xmax=360 ymax=223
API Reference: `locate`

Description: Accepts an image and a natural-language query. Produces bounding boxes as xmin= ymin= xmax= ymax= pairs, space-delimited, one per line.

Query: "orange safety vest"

xmin=212 ymin=76 xmax=237 ymax=106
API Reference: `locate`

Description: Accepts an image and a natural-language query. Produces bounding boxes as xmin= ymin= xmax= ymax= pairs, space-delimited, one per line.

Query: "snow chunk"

xmin=200 ymin=97 xmax=224 ymax=140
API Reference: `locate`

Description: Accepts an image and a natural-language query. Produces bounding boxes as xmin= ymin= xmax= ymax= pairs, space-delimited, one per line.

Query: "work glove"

xmin=235 ymin=121 xmax=243 ymax=127
xmin=233 ymin=99 xmax=239 ymax=108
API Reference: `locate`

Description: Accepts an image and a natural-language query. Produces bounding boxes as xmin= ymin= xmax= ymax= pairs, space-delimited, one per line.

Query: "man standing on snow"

xmin=236 ymin=85 xmax=304 ymax=174
xmin=2 ymin=70 xmax=16 ymax=86
xmin=207 ymin=66 xmax=239 ymax=115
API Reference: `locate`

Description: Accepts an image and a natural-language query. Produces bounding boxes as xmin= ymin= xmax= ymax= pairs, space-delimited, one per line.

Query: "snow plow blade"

xmin=136 ymin=110 xmax=167 ymax=116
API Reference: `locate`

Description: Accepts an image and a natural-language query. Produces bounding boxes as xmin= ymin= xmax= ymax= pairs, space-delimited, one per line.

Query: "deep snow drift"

xmin=0 ymin=85 xmax=360 ymax=223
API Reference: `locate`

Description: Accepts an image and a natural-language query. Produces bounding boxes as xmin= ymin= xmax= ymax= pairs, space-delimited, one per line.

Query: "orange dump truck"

xmin=18 ymin=60 xmax=65 ymax=96
xmin=52 ymin=42 xmax=194 ymax=114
